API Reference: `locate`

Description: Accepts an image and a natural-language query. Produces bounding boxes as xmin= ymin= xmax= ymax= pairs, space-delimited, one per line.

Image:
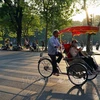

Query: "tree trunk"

xmin=85 ymin=7 xmax=92 ymax=53
xmin=16 ymin=7 xmax=23 ymax=46
xmin=86 ymin=34 xmax=91 ymax=53
xmin=84 ymin=0 xmax=92 ymax=53
xmin=17 ymin=28 xmax=22 ymax=46
xmin=44 ymin=10 xmax=48 ymax=51
xmin=45 ymin=23 xmax=48 ymax=51
xmin=4 ymin=0 xmax=23 ymax=46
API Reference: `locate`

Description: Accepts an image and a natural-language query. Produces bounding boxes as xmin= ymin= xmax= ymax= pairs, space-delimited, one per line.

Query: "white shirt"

xmin=69 ymin=47 xmax=78 ymax=57
xmin=48 ymin=36 xmax=60 ymax=55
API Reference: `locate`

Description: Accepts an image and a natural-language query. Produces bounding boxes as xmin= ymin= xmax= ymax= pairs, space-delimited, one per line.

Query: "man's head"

xmin=72 ymin=39 xmax=78 ymax=44
xmin=53 ymin=29 xmax=59 ymax=38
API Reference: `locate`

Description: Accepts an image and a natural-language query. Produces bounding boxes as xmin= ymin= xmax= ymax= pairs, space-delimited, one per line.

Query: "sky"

xmin=72 ymin=5 xmax=100 ymax=22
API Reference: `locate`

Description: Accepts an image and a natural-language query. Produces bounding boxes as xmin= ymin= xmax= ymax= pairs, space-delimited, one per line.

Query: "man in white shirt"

xmin=48 ymin=29 xmax=63 ymax=76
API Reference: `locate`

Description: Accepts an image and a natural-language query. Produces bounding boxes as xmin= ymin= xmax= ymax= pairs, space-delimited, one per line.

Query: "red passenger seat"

xmin=63 ymin=43 xmax=72 ymax=58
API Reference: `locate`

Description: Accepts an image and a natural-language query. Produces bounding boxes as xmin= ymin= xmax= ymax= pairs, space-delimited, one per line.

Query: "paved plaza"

xmin=0 ymin=49 xmax=100 ymax=100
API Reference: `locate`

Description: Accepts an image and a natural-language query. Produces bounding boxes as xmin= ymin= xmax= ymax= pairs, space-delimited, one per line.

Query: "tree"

xmin=22 ymin=3 xmax=43 ymax=38
xmin=3 ymin=0 xmax=24 ymax=46
xmin=0 ymin=0 xmax=44 ymax=46
xmin=30 ymin=0 xmax=78 ymax=50
xmin=83 ymin=0 xmax=100 ymax=53
xmin=0 ymin=4 xmax=13 ymax=44
xmin=76 ymin=0 xmax=100 ymax=53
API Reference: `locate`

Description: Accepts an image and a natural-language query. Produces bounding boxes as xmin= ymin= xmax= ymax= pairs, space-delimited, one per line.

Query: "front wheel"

xmin=67 ymin=63 xmax=88 ymax=86
xmin=38 ymin=58 xmax=53 ymax=78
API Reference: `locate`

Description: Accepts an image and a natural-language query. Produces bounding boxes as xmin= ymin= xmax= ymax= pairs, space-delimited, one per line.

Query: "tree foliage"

xmin=29 ymin=0 xmax=79 ymax=50
xmin=1 ymin=0 xmax=24 ymax=46
xmin=22 ymin=2 xmax=43 ymax=38
xmin=0 ymin=0 xmax=99 ymax=50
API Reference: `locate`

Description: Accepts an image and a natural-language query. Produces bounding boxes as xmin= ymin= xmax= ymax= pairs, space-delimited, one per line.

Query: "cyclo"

xmin=38 ymin=26 xmax=99 ymax=86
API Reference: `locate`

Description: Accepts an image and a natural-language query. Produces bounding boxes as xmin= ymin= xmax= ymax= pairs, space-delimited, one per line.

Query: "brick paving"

xmin=0 ymin=50 xmax=100 ymax=100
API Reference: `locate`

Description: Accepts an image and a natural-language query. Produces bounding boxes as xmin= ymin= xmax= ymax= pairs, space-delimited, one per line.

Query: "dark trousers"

xmin=48 ymin=52 xmax=63 ymax=73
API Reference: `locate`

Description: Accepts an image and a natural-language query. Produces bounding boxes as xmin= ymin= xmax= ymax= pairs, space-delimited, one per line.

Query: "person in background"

xmin=32 ymin=41 xmax=36 ymax=50
xmin=10 ymin=41 xmax=13 ymax=47
xmin=36 ymin=40 xmax=39 ymax=51
xmin=41 ymin=41 xmax=45 ymax=51
xmin=48 ymin=29 xmax=63 ymax=76
xmin=24 ymin=38 xmax=30 ymax=49
xmin=95 ymin=41 xmax=99 ymax=50
xmin=69 ymin=39 xmax=100 ymax=72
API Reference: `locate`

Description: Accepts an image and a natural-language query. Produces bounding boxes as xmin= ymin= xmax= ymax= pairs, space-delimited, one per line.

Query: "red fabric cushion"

xmin=63 ymin=43 xmax=72 ymax=58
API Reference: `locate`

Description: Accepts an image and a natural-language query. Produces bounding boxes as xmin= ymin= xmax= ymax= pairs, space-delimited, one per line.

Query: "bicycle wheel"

xmin=87 ymin=69 xmax=97 ymax=80
xmin=84 ymin=63 xmax=98 ymax=80
xmin=38 ymin=58 xmax=53 ymax=78
xmin=67 ymin=63 xmax=88 ymax=86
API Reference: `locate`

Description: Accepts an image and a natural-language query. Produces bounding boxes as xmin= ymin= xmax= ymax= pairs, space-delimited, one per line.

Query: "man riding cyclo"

xmin=48 ymin=29 xmax=63 ymax=76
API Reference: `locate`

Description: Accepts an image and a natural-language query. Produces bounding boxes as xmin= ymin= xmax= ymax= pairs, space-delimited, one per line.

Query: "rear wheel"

xmin=67 ymin=63 xmax=88 ymax=86
xmin=87 ymin=69 xmax=97 ymax=80
xmin=84 ymin=63 xmax=98 ymax=80
xmin=38 ymin=58 xmax=53 ymax=78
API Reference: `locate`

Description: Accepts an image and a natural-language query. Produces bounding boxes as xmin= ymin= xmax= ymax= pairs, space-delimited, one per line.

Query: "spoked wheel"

xmin=67 ymin=63 xmax=88 ymax=86
xmin=87 ymin=69 xmax=97 ymax=80
xmin=38 ymin=58 xmax=53 ymax=78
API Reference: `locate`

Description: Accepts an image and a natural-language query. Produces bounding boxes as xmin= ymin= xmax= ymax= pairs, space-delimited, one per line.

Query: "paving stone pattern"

xmin=0 ymin=51 xmax=100 ymax=100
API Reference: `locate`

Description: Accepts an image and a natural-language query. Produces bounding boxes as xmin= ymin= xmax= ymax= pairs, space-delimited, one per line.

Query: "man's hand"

xmin=58 ymin=46 xmax=62 ymax=50
xmin=55 ymin=46 xmax=61 ymax=49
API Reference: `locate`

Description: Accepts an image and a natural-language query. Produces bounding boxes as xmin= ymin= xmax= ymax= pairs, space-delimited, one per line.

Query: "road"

xmin=0 ymin=50 xmax=100 ymax=100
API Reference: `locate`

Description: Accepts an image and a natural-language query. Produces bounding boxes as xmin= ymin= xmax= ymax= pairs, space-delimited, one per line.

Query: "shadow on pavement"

xmin=85 ymin=80 xmax=100 ymax=100
xmin=10 ymin=77 xmax=48 ymax=100
xmin=35 ymin=78 xmax=48 ymax=100
xmin=36 ymin=85 xmax=84 ymax=100
xmin=36 ymin=81 xmax=100 ymax=100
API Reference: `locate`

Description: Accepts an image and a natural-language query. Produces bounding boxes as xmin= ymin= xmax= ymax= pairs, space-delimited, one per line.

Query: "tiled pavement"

xmin=0 ymin=51 xmax=100 ymax=100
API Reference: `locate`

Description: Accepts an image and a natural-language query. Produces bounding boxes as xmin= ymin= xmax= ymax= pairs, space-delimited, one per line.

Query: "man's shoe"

xmin=54 ymin=73 xmax=59 ymax=76
xmin=53 ymin=72 xmax=59 ymax=76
